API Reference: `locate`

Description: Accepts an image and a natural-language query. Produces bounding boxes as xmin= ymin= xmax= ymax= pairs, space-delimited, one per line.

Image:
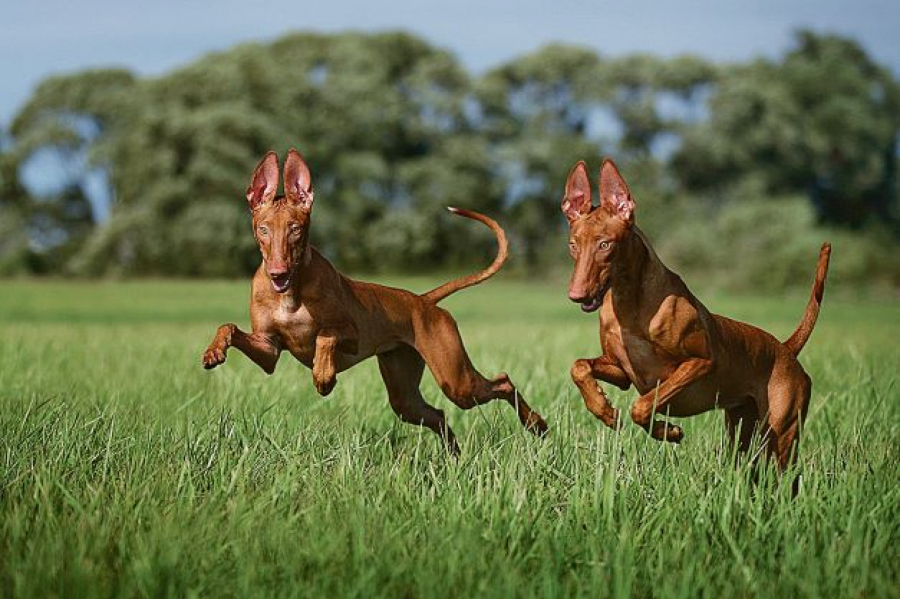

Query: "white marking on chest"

xmin=273 ymin=303 xmax=318 ymax=348
xmin=274 ymin=302 xmax=311 ymax=324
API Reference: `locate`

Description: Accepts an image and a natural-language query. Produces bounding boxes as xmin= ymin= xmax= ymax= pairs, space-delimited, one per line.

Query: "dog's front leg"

xmin=312 ymin=324 xmax=358 ymax=396
xmin=203 ymin=324 xmax=280 ymax=373
xmin=630 ymin=357 xmax=713 ymax=442
xmin=571 ymin=355 xmax=631 ymax=429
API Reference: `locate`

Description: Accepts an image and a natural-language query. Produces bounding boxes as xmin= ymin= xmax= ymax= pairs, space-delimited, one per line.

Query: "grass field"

xmin=1 ymin=277 xmax=898 ymax=599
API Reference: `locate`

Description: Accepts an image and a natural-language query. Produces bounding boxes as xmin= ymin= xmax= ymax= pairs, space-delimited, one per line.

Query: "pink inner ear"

xmin=563 ymin=162 xmax=592 ymax=221
xmin=284 ymin=151 xmax=313 ymax=205
xmin=599 ymin=164 xmax=634 ymax=222
xmin=613 ymin=194 xmax=633 ymax=222
xmin=249 ymin=180 xmax=270 ymax=205
xmin=246 ymin=153 xmax=279 ymax=208
xmin=563 ymin=190 xmax=590 ymax=221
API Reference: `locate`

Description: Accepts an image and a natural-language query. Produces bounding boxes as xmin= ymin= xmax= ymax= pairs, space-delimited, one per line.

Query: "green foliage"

xmin=1 ymin=30 xmax=898 ymax=290
xmin=0 ymin=279 xmax=897 ymax=598
xmin=0 ymin=70 xmax=136 ymax=273
xmin=4 ymin=33 xmax=493 ymax=276
xmin=672 ymin=31 xmax=900 ymax=226
xmin=476 ymin=45 xmax=606 ymax=268
xmin=650 ymin=193 xmax=900 ymax=293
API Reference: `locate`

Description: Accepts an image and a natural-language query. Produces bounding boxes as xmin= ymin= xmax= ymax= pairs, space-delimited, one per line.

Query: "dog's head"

xmin=561 ymin=159 xmax=635 ymax=312
xmin=246 ymin=149 xmax=315 ymax=293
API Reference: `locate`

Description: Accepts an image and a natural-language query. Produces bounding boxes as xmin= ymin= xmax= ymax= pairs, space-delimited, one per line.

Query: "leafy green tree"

xmin=672 ymin=30 xmax=900 ymax=227
xmin=4 ymin=70 xmax=136 ymax=271
xmin=7 ymin=32 xmax=500 ymax=275
xmin=475 ymin=46 xmax=717 ymax=268
xmin=1 ymin=29 xmax=896 ymax=284
xmin=475 ymin=45 xmax=607 ymax=268
xmin=602 ymin=54 xmax=716 ymax=155
xmin=0 ymin=129 xmax=33 ymax=274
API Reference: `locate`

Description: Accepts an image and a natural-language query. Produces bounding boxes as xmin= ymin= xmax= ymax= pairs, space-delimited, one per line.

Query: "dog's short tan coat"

xmin=203 ymin=150 xmax=547 ymax=454
xmin=562 ymin=159 xmax=829 ymax=468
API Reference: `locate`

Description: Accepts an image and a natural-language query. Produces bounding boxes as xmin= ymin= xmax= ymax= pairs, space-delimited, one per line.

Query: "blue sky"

xmin=2 ymin=0 xmax=899 ymax=126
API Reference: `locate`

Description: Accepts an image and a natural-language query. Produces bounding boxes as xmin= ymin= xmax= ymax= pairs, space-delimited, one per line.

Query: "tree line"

xmin=1 ymin=30 xmax=898 ymax=289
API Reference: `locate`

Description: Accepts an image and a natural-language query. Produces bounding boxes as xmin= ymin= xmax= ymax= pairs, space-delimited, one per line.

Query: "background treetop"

xmin=2 ymin=29 xmax=898 ymax=292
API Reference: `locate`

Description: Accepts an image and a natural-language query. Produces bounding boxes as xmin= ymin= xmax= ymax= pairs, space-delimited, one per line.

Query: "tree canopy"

xmin=2 ymin=29 xmax=898 ymax=286
xmin=672 ymin=32 xmax=900 ymax=226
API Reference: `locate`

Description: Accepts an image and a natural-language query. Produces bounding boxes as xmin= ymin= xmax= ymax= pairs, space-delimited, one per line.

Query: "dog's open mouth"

xmin=580 ymin=286 xmax=608 ymax=313
xmin=271 ymin=273 xmax=292 ymax=293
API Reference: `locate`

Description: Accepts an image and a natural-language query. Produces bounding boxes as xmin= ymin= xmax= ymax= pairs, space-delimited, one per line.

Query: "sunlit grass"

xmin=1 ymin=278 xmax=897 ymax=599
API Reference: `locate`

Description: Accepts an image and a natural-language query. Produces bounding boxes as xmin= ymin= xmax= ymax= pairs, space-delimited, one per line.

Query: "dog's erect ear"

xmin=562 ymin=161 xmax=592 ymax=223
xmin=284 ymin=148 xmax=314 ymax=211
xmin=246 ymin=151 xmax=279 ymax=210
xmin=599 ymin=159 xmax=634 ymax=225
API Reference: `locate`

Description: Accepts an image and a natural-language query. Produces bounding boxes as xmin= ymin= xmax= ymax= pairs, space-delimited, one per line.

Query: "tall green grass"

xmin=1 ymin=278 xmax=897 ymax=599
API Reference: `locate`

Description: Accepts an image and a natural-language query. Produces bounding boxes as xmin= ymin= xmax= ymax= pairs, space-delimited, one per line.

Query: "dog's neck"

xmin=610 ymin=225 xmax=670 ymax=307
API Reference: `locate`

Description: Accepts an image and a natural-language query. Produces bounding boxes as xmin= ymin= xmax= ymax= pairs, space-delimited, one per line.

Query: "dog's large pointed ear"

xmin=562 ymin=161 xmax=592 ymax=223
xmin=246 ymin=151 xmax=279 ymax=210
xmin=284 ymin=148 xmax=314 ymax=212
xmin=599 ymin=159 xmax=634 ymax=225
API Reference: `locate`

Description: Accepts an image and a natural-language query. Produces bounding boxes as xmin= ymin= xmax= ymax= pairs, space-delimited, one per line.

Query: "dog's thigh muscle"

xmin=378 ymin=344 xmax=457 ymax=454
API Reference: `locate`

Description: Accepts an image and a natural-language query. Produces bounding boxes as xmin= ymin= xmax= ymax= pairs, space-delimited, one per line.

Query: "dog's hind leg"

xmin=764 ymin=360 xmax=812 ymax=471
xmin=724 ymin=400 xmax=763 ymax=477
xmin=377 ymin=344 xmax=459 ymax=456
xmin=413 ymin=308 xmax=548 ymax=436
xmin=724 ymin=400 xmax=761 ymax=456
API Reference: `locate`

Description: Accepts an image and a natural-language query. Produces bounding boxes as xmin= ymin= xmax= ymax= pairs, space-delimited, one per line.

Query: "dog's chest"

xmin=273 ymin=303 xmax=318 ymax=362
xmin=600 ymin=312 xmax=676 ymax=395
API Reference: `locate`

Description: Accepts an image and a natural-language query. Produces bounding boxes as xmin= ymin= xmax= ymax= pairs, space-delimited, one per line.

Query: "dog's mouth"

xmin=579 ymin=286 xmax=609 ymax=313
xmin=270 ymin=272 xmax=292 ymax=293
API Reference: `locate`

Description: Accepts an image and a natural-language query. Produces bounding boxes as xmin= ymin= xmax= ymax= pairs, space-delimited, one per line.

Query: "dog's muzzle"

xmin=270 ymin=272 xmax=292 ymax=293
xmin=578 ymin=285 xmax=609 ymax=313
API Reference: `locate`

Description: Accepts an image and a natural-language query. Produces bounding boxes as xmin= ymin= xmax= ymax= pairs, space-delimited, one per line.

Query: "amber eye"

xmin=568 ymin=240 xmax=577 ymax=254
xmin=599 ymin=241 xmax=611 ymax=251
xmin=258 ymin=226 xmax=269 ymax=236
xmin=289 ymin=224 xmax=302 ymax=234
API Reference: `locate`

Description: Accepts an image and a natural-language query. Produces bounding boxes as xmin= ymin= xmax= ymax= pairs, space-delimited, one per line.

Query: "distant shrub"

xmin=650 ymin=195 xmax=900 ymax=294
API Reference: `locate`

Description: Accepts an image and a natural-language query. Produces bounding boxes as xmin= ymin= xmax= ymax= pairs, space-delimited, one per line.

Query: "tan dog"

xmin=562 ymin=159 xmax=830 ymax=469
xmin=202 ymin=149 xmax=548 ymax=454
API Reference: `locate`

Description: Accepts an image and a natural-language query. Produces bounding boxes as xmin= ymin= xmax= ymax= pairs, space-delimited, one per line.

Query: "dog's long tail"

xmin=422 ymin=207 xmax=508 ymax=304
xmin=783 ymin=242 xmax=831 ymax=356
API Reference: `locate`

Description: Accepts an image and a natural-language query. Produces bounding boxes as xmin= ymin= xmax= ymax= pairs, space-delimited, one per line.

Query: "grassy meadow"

xmin=0 ymin=276 xmax=898 ymax=599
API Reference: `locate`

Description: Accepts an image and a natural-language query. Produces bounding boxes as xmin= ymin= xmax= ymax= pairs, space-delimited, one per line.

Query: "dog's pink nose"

xmin=568 ymin=288 xmax=588 ymax=302
xmin=268 ymin=265 xmax=288 ymax=278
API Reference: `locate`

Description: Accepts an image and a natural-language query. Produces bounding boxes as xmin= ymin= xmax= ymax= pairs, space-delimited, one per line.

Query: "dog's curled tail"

xmin=422 ymin=207 xmax=508 ymax=304
xmin=784 ymin=242 xmax=831 ymax=356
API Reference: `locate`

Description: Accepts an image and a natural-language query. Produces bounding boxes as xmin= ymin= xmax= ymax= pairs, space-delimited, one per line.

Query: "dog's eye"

xmin=289 ymin=224 xmax=302 ymax=234
xmin=568 ymin=240 xmax=577 ymax=254
xmin=258 ymin=226 xmax=269 ymax=236
xmin=599 ymin=241 xmax=611 ymax=251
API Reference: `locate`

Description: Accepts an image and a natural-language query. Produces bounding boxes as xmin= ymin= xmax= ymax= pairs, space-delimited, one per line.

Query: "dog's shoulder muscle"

xmin=647 ymin=292 xmax=711 ymax=360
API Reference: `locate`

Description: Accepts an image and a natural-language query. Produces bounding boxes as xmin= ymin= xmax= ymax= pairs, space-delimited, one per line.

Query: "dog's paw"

xmin=202 ymin=346 xmax=226 ymax=369
xmin=649 ymin=420 xmax=684 ymax=443
xmin=313 ymin=373 xmax=337 ymax=396
xmin=604 ymin=408 xmax=622 ymax=431
xmin=312 ymin=356 xmax=337 ymax=396
xmin=524 ymin=412 xmax=549 ymax=437
xmin=663 ymin=425 xmax=684 ymax=444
